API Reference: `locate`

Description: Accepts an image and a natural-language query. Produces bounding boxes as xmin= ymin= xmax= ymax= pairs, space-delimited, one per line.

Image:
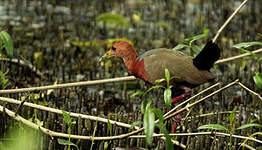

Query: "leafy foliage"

xmin=131 ymin=68 xmax=172 ymax=108
xmin=57 ymin=139 xmax=79 ymax=150
xmin=155 ymin=123 xmax=173 ymax=150
xmin=232 ymin=41 xmax=262 ymax=49
xmin=198 ymin=124 xmax=229 ymax=132
xmin=173 ymin=28 xmax=209 ymax=57
xmin=164 ymin=87 xmax=172 ymax=108
xmin=0 ymin=71 xmax=9 ymax=89
xmin=58 ymin=111 xmax=78 ymax=150
xmin=253 ymin=73 xmax=262 ymax=90
xmin=143 ymin=101 xmax=155 ymax=146
xmin=237 ymin=123 xmax=262 ymax=130
xmin=96 ymin=13 xmax=130 ymax=28
xmin=62 ymin=110 xmax=76 ymax=127
xmin=0 ymin=31 xmax=13 ymax=58
xmin=233 ymin=41 xmax=262 ymax=90
xmin=172 ymin=44 xmax=188 ymax=50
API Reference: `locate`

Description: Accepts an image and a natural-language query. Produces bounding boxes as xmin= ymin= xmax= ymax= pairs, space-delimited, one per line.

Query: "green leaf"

xmin=107 ymin=119 xmax=112 ymax=136
xmin=130 ymin=121 xmax=143 ymax=130
xmin=0 ymin=31 xmax=13 ymax=58
xmin=104 ymin=142 xmax=109 ymax=150
xmin=185 ymin=33 xmax=207 ymax=43
xmin=155 ymin=78 xmax=166 ymax=84
xmin=229 ymin=108 xmax=236 ymax=126
xmin=165 ymin=68 xmax=170 ymax=86
xmin=237 ymin=123 xmax=262 ymax=130
xmin=198 ymin=124 xmax=229 ymax=132
xmin=141 ymin=100 xmax=149 ymax=114
xmin=143 ymin=104 xmax=155 ymax=146
xmin=96 ymin=13 xmax=130 ymax=28
xmin=202 ymin=28 xmax=210 ymax=35
xmin=172 ymin=44 xmax=188 ymax=50
xmin=57 ymin=139 xmax=76 ymax=146
xmin=130 ymin=91 xmax=144 ymax=98
xmin=58 ymin=139 xmax=79 ymax=150
xmin=240 ymin=49 xmax=256 ymax=56
xmin=145 ymin=85 xmax=165 ymax=94
xmin=62 ymin=110 xmax=72 ymax=126
xmin=233 ymin=41 xmax=262 ymax=49
xmin=164 ymin=88 xmax=172 ymax=109
xmin=72 ymin=121 xmax=76 ymax=125
xmin=253 ymin=73 xmax=262 ymax=90
xmin=155 ymin=123 xmax=173 ymax=150
xmin=35 ymin=118 xmax=43 ymax=127
xmin=0 ymin=71 xmax=8 ymax=89
xmin=152 ymin=108 xmax=164 ymax=124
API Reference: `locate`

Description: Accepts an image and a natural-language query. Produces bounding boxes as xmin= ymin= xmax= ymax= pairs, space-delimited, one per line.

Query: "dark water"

xmin=0 ymin=0 xmax=261 ymax=149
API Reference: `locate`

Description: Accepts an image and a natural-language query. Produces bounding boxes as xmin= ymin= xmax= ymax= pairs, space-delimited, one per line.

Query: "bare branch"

xmin=215 ymin=48 xmax=262 ymax=64
xmin=164 ymin=80 xmax=238 ymax=120
xmin=129 ymin=132 xmax=262 ymax=144
xmin=0 ymin=76 xmax=136 ymax=94
xmin=0 ymin=96 xmax=137 ymax=129
xmin=237 ymin=82 xmax=262 ymax=101
xmin=213 ymin=0 xmax=249 ymax=42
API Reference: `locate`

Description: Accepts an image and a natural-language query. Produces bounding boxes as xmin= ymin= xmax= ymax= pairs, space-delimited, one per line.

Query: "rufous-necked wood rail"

xmin=102 ymin=40 xmax=220 ymax=103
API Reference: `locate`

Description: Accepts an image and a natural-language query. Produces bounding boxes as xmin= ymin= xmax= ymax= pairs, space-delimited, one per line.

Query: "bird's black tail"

xmin=193 ymin=41 xmax=220 ymax=71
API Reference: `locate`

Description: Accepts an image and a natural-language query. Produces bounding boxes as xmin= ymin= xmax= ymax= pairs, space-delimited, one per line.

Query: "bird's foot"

xmin=170 ymin=114 xmax=182 ymax=133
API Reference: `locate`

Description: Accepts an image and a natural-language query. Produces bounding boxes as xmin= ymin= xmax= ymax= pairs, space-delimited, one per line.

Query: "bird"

xmin=101 ymin=40 xmax=220 ymax=103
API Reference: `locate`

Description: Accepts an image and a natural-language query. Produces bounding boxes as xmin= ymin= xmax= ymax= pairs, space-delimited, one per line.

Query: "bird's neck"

xmin=123 ymin=53 xmax=138 ymax=73
xmin=123 ymin=53 xmax=150 ymax=82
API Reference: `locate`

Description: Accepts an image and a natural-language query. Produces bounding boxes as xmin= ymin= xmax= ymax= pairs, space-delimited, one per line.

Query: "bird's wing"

xmin=142 ymin=48 xmax=215 ymax=85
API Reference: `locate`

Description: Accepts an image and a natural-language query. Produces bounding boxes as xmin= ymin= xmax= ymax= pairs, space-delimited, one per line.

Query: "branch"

xmin=0 ymin=57 xmax=45 ymax=78
xmin=129 ymin=132 xmax=262 ymax=144
xmin=0 ymin=76 xmax=137 ymax=94
xmin=215 ymin=48 xmax=262 ymax=64
xmin=182 ymin=111 xmax=239 ymax=121
xmin=237 ymin=82 xmax=262 ymax=101
xmin=164 ymin=82 xmax=221 ymax=118
xmin=0 ymin=97 xmax=137 ymax=129
xmin=164 ymin=80 xmax=238 ymax=120
xmin=212 ymin=0 xmax=249 ymax=42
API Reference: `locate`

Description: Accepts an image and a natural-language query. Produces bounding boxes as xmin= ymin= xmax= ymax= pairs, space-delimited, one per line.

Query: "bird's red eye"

xmin=111 ymin=46 xmax=116 ymax=51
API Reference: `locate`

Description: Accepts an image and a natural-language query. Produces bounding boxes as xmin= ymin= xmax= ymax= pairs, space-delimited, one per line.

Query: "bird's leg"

xmin=169 ymin=87 xmax=191 ymax=133
xmin=170 ymin=114 xmax=182 ymax=133
xmin=171 ymin=87 xmax=192 ymax=104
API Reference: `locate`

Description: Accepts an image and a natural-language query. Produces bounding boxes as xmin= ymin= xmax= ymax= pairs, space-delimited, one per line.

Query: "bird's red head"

xmin=103 ymin=41 xmax=138 ymax=58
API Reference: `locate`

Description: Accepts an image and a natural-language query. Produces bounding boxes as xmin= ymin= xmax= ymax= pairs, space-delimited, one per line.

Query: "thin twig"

xmin=237 ymin=82 xmax=262 ymax=101
xmin=14 ymin=98 xmax=27 ymax=116
xmin=0 ymin=76 xmax=137 ymax=94
xmin=212 ymin=0 xmax=249 ymax=42
xmin=238 ymin=143 xmax=256 ymax=150
xmin=164 ymin=80 xmax=238 ymax=120
xmin=164 ymin=82 xmax=221 ymax=118
xmin=183 ymin=111 xmax=239 ymax=121
xmin=215 ymin=48 xmax=262 ymax=64
xmin=0 ymin=96 xmax=137 ymax=129
xmin=0 ymin=57 xmax=44 ymax=78
xmin=129 ymin=132 xmax=262 ymax=144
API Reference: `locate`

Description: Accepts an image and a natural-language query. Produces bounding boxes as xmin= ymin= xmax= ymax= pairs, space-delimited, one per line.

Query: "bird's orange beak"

xmin=99 ymin=50 xmax=112 ymax=62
